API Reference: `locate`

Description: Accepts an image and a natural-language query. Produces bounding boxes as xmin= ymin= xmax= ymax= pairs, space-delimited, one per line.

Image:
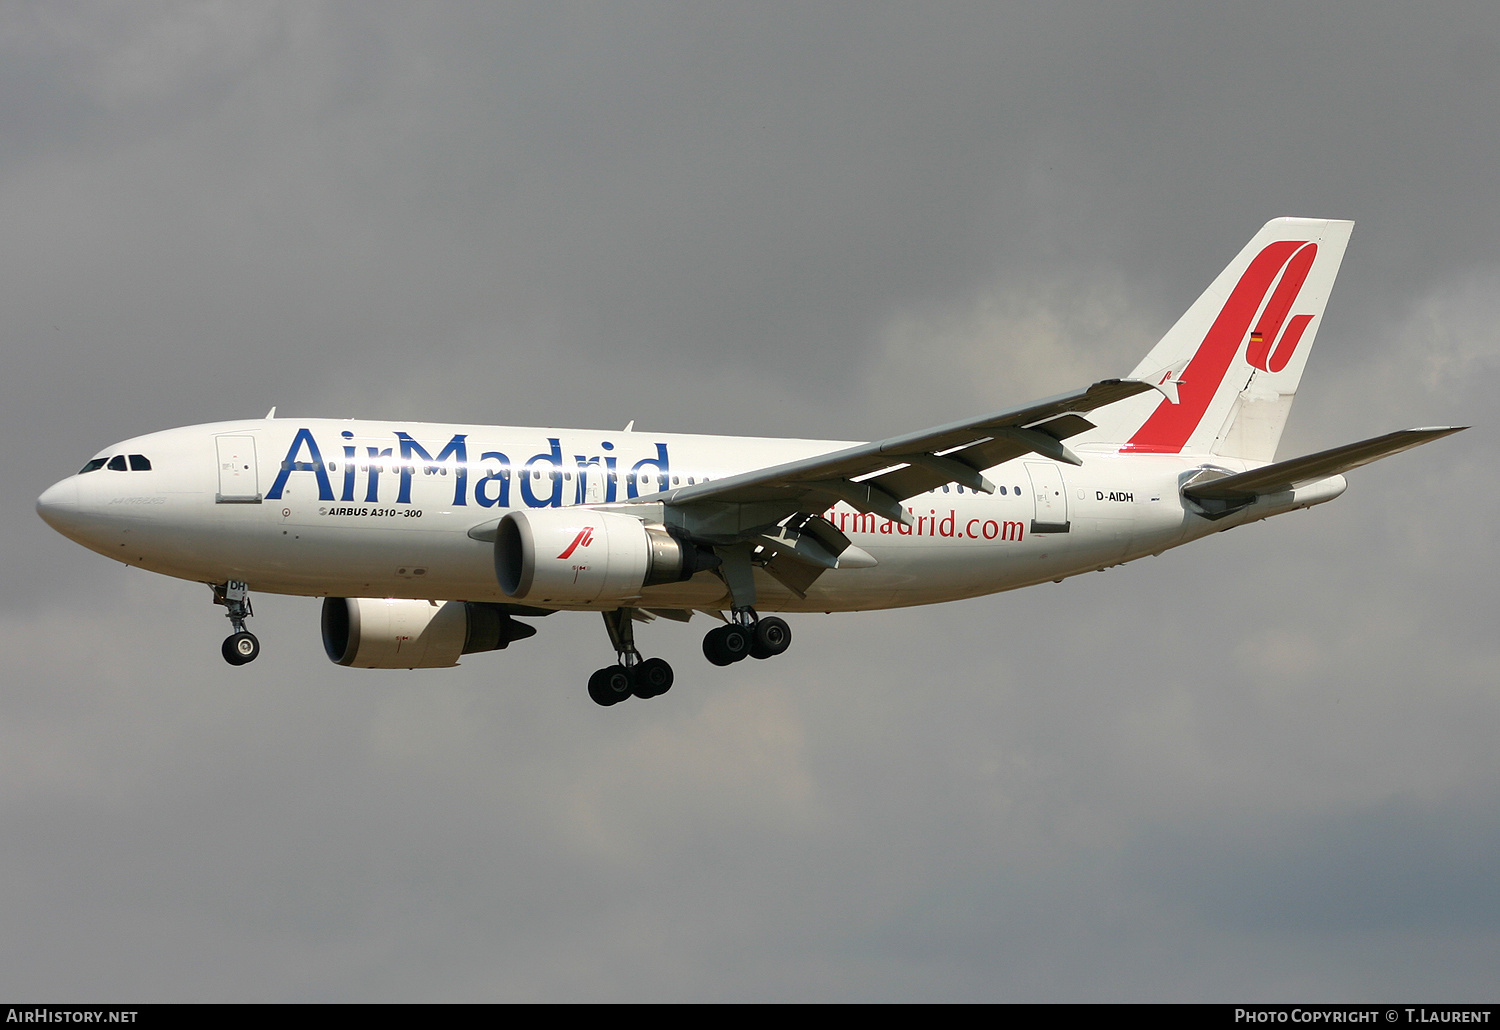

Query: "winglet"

xmin=1130 ymin=358 xmax=1189 ymax=405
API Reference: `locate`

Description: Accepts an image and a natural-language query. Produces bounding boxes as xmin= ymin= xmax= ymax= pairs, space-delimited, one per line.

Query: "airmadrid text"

xmin=265 ymin=428 xmax=671 ymax=509
xmin=265 ymin=427 xmax=1029 ymax=543
xmin=828 ymin=507 xmax=1025 ymax=542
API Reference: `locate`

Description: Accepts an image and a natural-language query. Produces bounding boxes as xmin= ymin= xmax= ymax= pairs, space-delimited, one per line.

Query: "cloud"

xmin=863 ymin=264 xmax=1161 ymax=422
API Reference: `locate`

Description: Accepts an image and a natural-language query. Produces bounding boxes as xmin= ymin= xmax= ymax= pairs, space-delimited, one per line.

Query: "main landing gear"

xmin=586 ymin=609 xmax=794 ymax=706
xmin=585 ymin=546 xmax=792 ymax=705
xmin=588 ymin=608 xmax=675 ymax=706
xmin=700 ymin=542 xmax=791 ymax=666
xmin=702 ymin=612 xmax=791 ymax=666
xmin=212 ymin=580 xmax=260 ymax=666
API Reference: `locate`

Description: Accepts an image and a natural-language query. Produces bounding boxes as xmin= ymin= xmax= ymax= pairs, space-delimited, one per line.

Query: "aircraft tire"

xmin=702 ymin=627 xmax=726 ymax=665
xmin=588 ymin=665 xmax=633 ymax=706
xmin=750 ymin=617 xmax=791 ymax=659
xmin=222 ymin=631 xmax=260 ymax=666
xmin=633 ymin=657 xmax=674 ymax=698
xmin=703 ymin=624 xmax=751 ymax=666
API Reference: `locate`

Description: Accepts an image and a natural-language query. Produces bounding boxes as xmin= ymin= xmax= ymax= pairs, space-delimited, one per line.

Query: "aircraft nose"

xmin=36 ymin=477 xmax=81 ymax=534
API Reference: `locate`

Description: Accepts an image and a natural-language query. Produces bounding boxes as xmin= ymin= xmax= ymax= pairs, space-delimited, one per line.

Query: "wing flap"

xmin=653 ymin=379 xmax=1156 ymax=528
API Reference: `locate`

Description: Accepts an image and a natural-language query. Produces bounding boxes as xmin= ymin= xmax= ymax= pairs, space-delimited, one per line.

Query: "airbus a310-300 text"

xmin=37 ymin=219 xmax=1463 ymax=705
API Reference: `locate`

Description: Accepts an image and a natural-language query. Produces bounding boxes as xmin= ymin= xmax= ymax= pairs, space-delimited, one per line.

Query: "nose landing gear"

xmin=212 ymin=580 xmax=260 ymax=666
xmin=223 ymin=630 xmax=260 ymax=665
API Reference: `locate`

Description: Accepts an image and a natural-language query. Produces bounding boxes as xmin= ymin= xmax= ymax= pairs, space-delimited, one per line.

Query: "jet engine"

xmin=321 ymin=597 xmax=537 ymax=669
xmin=495 ymin=509 xmax=719 ymax=606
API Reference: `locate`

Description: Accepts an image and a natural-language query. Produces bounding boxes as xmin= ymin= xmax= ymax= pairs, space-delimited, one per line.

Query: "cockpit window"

xmin=81 ymin=453 xmax=153 ymax=473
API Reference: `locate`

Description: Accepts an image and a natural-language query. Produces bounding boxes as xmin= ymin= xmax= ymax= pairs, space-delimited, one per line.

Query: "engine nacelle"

xmin=495 ymin=508 xmax=718 ymax=605
xmin=322 ymin=597 xmax=537 ymax=669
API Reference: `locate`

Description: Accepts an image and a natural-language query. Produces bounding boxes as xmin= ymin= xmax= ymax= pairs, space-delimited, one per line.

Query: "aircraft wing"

xmin=640 ymin=378 xmax=1159 ymax=536
xmin=1183 ymin=426 xmax=1467 ymax=502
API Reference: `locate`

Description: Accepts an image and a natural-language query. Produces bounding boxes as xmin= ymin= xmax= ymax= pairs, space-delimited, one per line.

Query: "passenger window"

xmin=79 ymin=457 xmax=108 ymax=474
xmin=129 ymin=455 xmax=152 ymax=471
xmin=998 ymin=486 xmax=1007 ymax=495
xmin=107 ymin=455 xmax=128 ymax=472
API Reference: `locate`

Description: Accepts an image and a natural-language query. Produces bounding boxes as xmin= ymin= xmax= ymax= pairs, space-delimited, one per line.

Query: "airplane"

xmin=35 ymin=218 xmax=1464 ymax=706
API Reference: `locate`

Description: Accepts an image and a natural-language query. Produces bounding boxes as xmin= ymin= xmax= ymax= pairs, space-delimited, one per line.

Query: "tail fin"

xmin=1102 ymin=217 xmax=1353 ymax=460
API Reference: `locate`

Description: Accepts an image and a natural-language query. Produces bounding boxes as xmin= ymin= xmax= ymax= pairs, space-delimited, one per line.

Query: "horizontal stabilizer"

xmin=1184 ymin=426 xmax=1466 ymax=501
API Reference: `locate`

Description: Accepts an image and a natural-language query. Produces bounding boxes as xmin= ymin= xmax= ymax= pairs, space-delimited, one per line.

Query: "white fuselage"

xmin=37 ymin=418 xmax=1340 ymax=613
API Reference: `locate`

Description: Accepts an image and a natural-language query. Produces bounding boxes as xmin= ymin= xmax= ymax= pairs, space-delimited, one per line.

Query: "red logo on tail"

xmin=1244 ymin=243 xmax=1317 ymax=373
xmin=557 ymin=526 xmax=595 ymax=560
xmin=1124 ymin=240 xmax=1318 ymax=454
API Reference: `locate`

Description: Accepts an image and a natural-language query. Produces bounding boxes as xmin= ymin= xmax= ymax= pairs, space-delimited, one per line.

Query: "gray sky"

xmin=3 ymin=1 xmax=1496 ymax=1001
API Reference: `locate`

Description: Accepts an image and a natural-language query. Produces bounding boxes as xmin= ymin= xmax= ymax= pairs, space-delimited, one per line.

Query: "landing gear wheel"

xmin=703 ymin=624 xmax=751 ymax=666
xmin=750 ymin=617 xmax=792 ymax=659
xmin=222 ymin=631 xmax=260 ymax=666
xmin=213 ymin=581 xmax=258 ymax=666
xmin=588 ymin=665 xmax=634 ymax=706
xmin=633 ymin=657 xmax=674 ymax=698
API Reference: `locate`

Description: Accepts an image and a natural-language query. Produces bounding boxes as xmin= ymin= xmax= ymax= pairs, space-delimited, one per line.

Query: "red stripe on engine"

xmin=557 ymin=527 xmax=593 ymax=560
